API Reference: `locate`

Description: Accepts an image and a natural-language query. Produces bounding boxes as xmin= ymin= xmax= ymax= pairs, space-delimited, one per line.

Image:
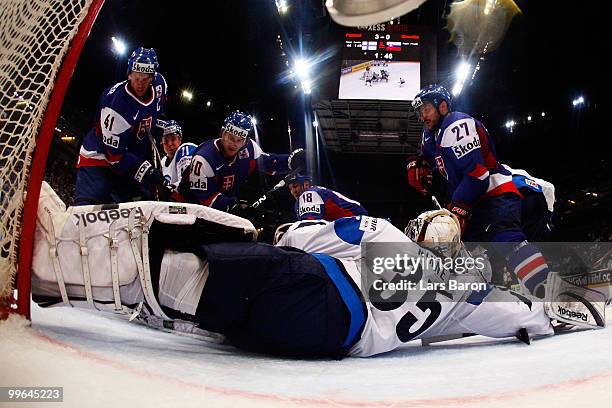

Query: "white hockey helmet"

xmin=405 ymin=209 xmax=461 ymax=257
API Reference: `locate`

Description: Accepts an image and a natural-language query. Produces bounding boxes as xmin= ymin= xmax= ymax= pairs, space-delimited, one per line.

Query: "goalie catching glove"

xmin=406 ymin=155 xmax=432 ymax=195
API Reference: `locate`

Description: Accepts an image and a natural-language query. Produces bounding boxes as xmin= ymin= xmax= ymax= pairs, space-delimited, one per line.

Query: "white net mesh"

xmin=0 ymin=0 xmax=94 ymax=299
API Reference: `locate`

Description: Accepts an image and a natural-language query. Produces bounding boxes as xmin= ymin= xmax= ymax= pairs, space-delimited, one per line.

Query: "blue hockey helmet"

xmin=162 ymin=120 xmax=182 ymax=137
xmin=286 ymin=172 xmax=312 ymax=185
xmin=127 ymin=47 xmax=158 ymax=75
xmin=412 ymin=84 xmax=452 ymax=114
xmin=222 ymin=111 xmax=253 ymax=140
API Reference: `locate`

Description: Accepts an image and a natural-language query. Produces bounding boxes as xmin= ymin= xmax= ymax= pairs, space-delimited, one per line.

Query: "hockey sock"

xmin=508 ymin=241 xmax=550 ymax=296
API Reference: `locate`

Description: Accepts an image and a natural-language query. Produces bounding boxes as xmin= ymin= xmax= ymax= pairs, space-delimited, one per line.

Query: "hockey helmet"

xmin=405 ymin=209 xmax=461 ymax=257
xmin=222 ymin=111 xmax=253 ymax=140
xmin=127 ymin=47 xmax=159 ymax=76
xmin=162 ymin=120 xmax=182 ymax=138
xmin=412 ymin=84 xmax=452 ymax=115
xmin=286 ymin=172 xmax=312 ymax=185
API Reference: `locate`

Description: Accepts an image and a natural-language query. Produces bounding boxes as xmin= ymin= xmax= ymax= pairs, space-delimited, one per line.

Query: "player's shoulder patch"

xmin=358 ymin=216 xmax=379 ymax=232
xmin=188 ymin=155 xmax=214 ymax=191
xmin=298 ymin=189 xmax=324 ymax=217
xmin=440 ymin=115 xmax=480 ymax=159
xmin=513 ymin=175 xmax=543 ymax=192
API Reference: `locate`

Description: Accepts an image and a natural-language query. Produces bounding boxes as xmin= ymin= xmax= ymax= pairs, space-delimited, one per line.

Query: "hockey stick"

xmin=146 ymin=127 xmax=164 ymax=201
xmin=250 ymin=168 xmax=301 ymax=209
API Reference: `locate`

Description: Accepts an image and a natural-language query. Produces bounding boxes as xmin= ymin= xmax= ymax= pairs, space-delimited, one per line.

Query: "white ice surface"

xmin=338 ymin=62 xmax=420 ymax=101
xmin=2 ymin=302 xmax=612 ymax=408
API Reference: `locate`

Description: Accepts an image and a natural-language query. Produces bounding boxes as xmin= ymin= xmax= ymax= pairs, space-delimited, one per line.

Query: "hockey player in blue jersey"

xmin=286 ymin=173 xmax=368 ymax=221
xmin=178 ymin=111 xmax=306 ymax=213
xmin=159 ymin=120 xmax=196 ymax=191
xmin=407 ymin=84 xmax=551 ymax=296
xmin=75 ymin=47 xmax=169 ymax=205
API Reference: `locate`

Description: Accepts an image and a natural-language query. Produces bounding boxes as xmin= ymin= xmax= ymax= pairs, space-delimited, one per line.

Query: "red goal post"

xmin=0 ymin=0 xmax=105 ymax=319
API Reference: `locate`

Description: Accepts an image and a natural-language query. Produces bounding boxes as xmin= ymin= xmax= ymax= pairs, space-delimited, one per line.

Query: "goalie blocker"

xmin=30 ymin=184 xmax=605 ymax=358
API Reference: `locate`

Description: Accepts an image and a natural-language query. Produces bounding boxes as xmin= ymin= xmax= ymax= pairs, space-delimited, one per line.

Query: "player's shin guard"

xmin=544 ymin=272 xmax=606 ymax=329
xmin=508 ymin=241 xmax=550 ymax=297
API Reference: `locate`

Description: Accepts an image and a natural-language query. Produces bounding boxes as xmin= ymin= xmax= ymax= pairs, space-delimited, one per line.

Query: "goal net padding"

xmin=0 ymin=0 xmax=105 ymax=319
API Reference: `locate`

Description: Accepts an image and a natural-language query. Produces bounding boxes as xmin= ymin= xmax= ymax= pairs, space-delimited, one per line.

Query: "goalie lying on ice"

xmin=31 ymin=182 xmax=606 ymax=358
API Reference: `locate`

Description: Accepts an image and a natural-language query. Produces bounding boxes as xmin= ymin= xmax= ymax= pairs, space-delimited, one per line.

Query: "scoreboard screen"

xmin=338 ymin=28 xmax=421 ymax=101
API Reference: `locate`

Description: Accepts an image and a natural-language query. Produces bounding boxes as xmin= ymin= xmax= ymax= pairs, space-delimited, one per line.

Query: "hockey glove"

xmin=406 ymin=155 xmax=432 ymax=195
xmin=447 ymin=201 xmax=471 ymax=235
xmin=136 ymin=161 xmax=172 ymax=195
xmin=229 ymin=200 xmax=257 ymax=219
xmin=288 ymin=148 xmax=306 ymax=171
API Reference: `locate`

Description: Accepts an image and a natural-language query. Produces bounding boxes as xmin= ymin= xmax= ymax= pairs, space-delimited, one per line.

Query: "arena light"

xmin=527 ymin=115 xmax=532 ymax=122
xmin=276 ymin=0 xmax=289 ymax=14
xmin=541 ymin=112 xmax=546 ymax=117
xmin=181 ymin=90 xmax=193 ymax=101
xmin=111 ymin=36 xmax=127 ymax=55
xmin=312 ymin=120 xmax=318 ymax=128
xmin=452 ymin=61 xmax=471 ymax=96
xmin=206 ymin=100 xmax=212 ymax=107
xmin=301 ymin=79 xmax=313 ymax=95
xmin=572 ymin=96 xmax=585 ymax=107
xmin=451 ymin=82 xmax=464 ymax=97
xmin=294 ymin=58 xmax=311 ymax=81
xmin=251 ymin=117 xmax=258 ymax=125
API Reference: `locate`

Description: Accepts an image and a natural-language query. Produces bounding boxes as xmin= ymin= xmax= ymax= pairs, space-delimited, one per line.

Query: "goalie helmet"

xmin=127 ymin=47 xmax=158 ymax=75
xmin=222 ymin=111 xmax=253 ymax=140
xmin=405 ymin=209 xmax=461 ymax=257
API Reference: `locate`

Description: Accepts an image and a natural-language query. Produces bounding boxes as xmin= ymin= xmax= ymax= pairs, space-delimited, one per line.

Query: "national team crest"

xmin=221 ymin=175 xmax=235 ymax=192
xmin=137 ymin=116 xmax=153 ymax=140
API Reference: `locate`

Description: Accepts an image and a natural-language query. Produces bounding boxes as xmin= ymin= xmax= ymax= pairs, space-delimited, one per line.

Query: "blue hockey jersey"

xmin=77 ymin=73 xmax=167 ymax=179
xmin=183 ymin=138 xmax=291 ymax=210
xmin=294 ymin=186 xmax=368 ymax=221
xmin=420 ymin=112 xmax=519 ymax=206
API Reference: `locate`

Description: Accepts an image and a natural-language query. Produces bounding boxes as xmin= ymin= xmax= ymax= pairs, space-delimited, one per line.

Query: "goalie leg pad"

xmin=545 ymin=272 xmax=606 ymax=329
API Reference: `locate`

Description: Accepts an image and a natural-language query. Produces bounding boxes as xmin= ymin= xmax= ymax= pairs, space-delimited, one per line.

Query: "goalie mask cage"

xmin=0 ymin=0 xmax=105 ymax=319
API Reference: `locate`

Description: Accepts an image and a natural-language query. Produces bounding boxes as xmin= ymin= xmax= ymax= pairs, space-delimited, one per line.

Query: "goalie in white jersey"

xmin=31 ymin=183 xmax=605 ymax=358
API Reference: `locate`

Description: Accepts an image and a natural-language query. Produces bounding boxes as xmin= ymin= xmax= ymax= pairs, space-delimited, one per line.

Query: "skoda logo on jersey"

xmin=298 ymin=204 xmax=321 ymax=217
xmin=452 ymin=136 xmax=481 ymax=159
xmin=224 ymin=123 xmax=248 ymax=139
xmin=131 ymin=62 xmax=155 ymax=74
xmin=190 ymin=178 xmax=208 ymax=191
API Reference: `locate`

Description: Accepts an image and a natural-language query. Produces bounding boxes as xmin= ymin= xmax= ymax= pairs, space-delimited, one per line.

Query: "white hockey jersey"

xmin=161 ymin=142 xmax=197 ymax=188
xmin=278 ymin=216 xmax=554 ymax=357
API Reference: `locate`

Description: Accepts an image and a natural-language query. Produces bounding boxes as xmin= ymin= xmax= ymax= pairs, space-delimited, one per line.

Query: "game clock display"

xmin=339 ymin=29 xmax=421 ymax=101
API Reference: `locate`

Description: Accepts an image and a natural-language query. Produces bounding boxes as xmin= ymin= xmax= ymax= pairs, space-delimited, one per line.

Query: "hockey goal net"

xmin=0 ymin=0 xmax=104 ymax=319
